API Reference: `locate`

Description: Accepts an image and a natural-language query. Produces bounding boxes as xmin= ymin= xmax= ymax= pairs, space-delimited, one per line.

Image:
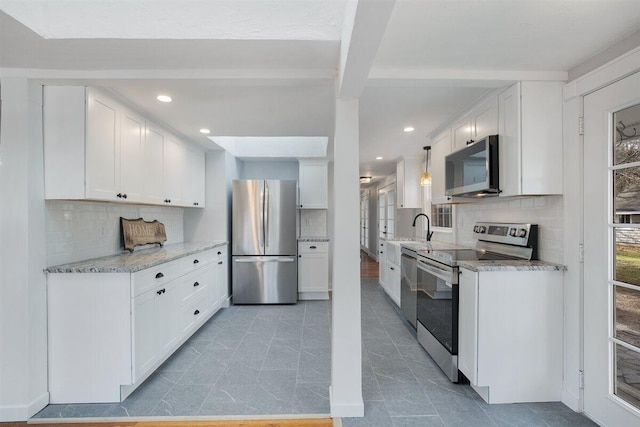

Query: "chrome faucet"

xmin=412 ymin=213 xmax=433 ymax=241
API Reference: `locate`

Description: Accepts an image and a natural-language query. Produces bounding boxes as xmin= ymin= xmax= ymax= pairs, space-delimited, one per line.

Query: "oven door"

xmin=416 ymin=258 xmax=458 ymax=355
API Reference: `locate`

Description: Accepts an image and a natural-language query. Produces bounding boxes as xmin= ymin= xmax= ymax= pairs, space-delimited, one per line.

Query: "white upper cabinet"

xmin=298 ymin=159 xmax=328 ymax=209
xmin=118 ymin=108 xmax=146 ymax=203
xmin=396 ymin=156 xmax=421 ymax=209
xmin=85 ymin=89 xmax=120 ymax=201
xmin=182 ymin=146 xmax=206 ymax=208
xmin=163 ymin=137 xmax=184 ymax=206
xmin=44 ymin=86 xmax=206 ymax=208
xmin=498 ymin=82 xmax=563 ymax=197
xmin=144 ymin=124 xmax=166 ymax=205
xmin=452 ymin=96 xmax=498 ymax=152
xmin=430 ymin=129 xmax=453 ymax=205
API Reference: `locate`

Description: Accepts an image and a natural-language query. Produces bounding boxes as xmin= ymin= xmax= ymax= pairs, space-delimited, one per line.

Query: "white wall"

xmin=238 ymin=159 xmax=299 ymax=181
xmin=0 ymin=77 xmax=48 ymax=421
xmin=46 ymin=201 xmax=184 ymax=266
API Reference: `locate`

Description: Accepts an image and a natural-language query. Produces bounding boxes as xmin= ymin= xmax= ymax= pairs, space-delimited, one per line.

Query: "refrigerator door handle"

xmin=264 ymin=181 xmax=270 ymax=250
xmin=234 ymin=257 xmax=296 ymax=263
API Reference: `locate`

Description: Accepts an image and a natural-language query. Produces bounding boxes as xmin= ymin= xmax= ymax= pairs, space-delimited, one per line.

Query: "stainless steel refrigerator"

xmin=232 ymin=180 xmax=297 ymax=304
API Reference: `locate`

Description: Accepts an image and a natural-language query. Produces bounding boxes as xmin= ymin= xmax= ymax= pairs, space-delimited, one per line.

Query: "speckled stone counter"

xmin=298 ymin=236 xmax=330 ymax=242
xmin=458 ymin=260 xmax=567 ymax=272
xmin=45 ymin=241 xmax=228 ymax=273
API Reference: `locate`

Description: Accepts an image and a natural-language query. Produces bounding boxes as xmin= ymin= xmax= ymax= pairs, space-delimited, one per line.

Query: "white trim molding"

xmin=0 ymin=392 xmax=49 ymax=422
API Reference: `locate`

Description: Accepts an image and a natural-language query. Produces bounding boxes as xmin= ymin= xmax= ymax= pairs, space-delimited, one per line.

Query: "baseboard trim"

xmin=329 ymin=386 xmax=364 ymax=418
xmin=28 ymin=413 xmax=331 ymax=424
xmin=221 ymin=296 xmax=231 ymax=308
xmin=299 ymin=291 xmax=329 ymax=300
xmin=562 ymin=387 xmax=582 ymax=412
xmin=0 ymin=391 xmax=49 ymax=422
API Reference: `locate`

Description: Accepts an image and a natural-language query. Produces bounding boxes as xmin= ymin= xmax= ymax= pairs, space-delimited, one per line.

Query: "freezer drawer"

xmin=232 ymin=256 xmax=297 ymax=304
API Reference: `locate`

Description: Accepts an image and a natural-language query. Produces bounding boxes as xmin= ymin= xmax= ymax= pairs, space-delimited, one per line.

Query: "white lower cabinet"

xmin=378 ymin=240 xmax=387 ymax=288
xmin=458 ymin=267 xmax=563 ymax=404
xmin=298 ymin=241 xmax=329 ymax=300
xmin=386 ymin=260 xmax=401 ymax=307
xmin=47 ymin=245 xmax=228 ymax=404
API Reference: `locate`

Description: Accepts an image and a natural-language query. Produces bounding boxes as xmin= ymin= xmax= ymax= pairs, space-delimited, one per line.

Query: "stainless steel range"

xmin=401 ymin=222 xmax=538 ymax=382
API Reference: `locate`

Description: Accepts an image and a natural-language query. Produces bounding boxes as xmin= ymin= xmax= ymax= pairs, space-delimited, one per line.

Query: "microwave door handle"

xmin=417 ymin=259 xmax=454 ymax=282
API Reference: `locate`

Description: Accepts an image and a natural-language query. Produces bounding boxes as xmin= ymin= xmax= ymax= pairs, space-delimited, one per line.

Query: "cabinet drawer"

xmin=298 ymin=242 xmax=328 ymax=253
xmin=180 ymin=250 xmax=215 ymax=274
xmin=178 ymin=291 xmax=210 ymax=336
xmin=132 ymin=261 xmax=180 ymax=297
xmin=176 ymin=268 xmax=211 ymax=305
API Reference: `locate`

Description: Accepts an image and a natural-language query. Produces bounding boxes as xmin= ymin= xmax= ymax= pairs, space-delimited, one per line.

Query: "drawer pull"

xmin=310 ymin=245 xmax=317 ymax=249
xmin=217 ymin=251 xmax=222 ymax=255
xmin=155 ymin=272 xmax=164 ymax=279
xmin=218 ymin=261 xmax=223 ymax=265
xmin=390 ymin=267 xmax=395 ymax=271
xmin=157 ymin=288 xmax=166 ymax=295
xmin=194 ymin=309 xmax=200 ymax=316
xmin=193 ymin=259 xmax=199 ymax=264
xmin=193 ymin=282 xmax=200 ymax=287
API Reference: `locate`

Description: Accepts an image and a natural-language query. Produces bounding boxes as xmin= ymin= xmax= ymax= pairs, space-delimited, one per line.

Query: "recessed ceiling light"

xmin=156 ymin=95 xmax=172 ymax=103
xmin=376 ymin=156 xmax=383 ymax=160
xmin=404 ymin=126 xmax=415 ymax=132
xmin=199 ymin=128 xmax=211 ymax=134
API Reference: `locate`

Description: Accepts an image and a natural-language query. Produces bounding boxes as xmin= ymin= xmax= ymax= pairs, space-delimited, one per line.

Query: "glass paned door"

xmin=611 ymin=104 xmax=640 ymax=410
xmin=584 ymin=70 xmax=640 ymax=425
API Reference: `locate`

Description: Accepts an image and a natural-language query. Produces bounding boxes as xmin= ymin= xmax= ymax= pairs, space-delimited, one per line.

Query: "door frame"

xmin=563 ymin=45 xmax=640 ymax=420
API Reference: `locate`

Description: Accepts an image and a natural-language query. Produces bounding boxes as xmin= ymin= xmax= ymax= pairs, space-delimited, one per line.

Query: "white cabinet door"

xmin=164 ymin=137 xmax=184 ymax=206
xmin=498 ymin=83 xmax=522 ymax=197
xmin=471 ymin=96 xmax=498 ymax=141
xmin=396 ymin=157 xmax=421 ymax=209
xmin=298 ymin=252 xmax=329 ymax=292
xmin=452 ymin=115 xmax=472 ymax=151
xmin=431 ymin=130 xmax=452 ymax=205
xmin=86 ymin=89 xmax=119 ymax=201
xmin=387 ymin=261 xmax=401 ymax=307
xmin=144 ymin=124 xmax=165 ymax=205
xmin=458 ymin=267 xmax=479 ymax=384
xmin=157 ymin=282 xmax=178 ymax=354
xmin=298 ymin=160 xmax=328 ymax=208
xmin=119 ymin=108 xmax=146 ymax=203
xmin=378 ymin=240 xmax=387 ymax=288
xmin=182 ymin=146 xmax=205 ymax=208
xmin=215 ymin=246 xmax=228 ymax=306
xmin=132 ymin=290 xmax=158 ymax=382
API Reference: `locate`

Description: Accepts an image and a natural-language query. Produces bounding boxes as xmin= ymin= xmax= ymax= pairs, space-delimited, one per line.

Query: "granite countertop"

xmin=45 ymin=241 xmax=228 ymax=273
xmin=457 ymin=260 xmax=567 ymax=272
xmin=298 ymin=237 xmax=330 ymax=242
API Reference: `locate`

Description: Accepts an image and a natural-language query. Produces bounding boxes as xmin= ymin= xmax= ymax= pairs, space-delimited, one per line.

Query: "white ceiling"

xmin=2 ymin=0 xmax=640 ymax=182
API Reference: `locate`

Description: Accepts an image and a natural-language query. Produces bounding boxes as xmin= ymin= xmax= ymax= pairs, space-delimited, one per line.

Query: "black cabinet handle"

xmin=122 ymin=193 xmax=127 ymax=199
xmin=299 ymin=255 xmax=302 ymax=258
xmin=155 ymin=272 xmax=164 ymax=279
xmin=390 ymin=267 xmax=395 ymax=271
xmin=164 ymin=199 xmax=171 ymax=203
xmin=217 ymin=251 xmax=222 ymax=255
xmin=193 ymin=259 xmax=199 ymax=264
xmin=218 ymin=261 xmax=223 ymax=265
xmin=193 ymin=282 xmax=199 ymax=287
xmin=300 ymin=205 xmax=303 ymax=208
xmin=380 ymin=251 xmax=384 ymax=254
xmin=194 ymin=309 xmax=200 ymax=315
xmin=310 ymin=245 xmax=317 ymax=249
xmin=116 ymin=193 xmax=122 ymax=198
xmin=157 ymin=288 xmax=166 ymax=295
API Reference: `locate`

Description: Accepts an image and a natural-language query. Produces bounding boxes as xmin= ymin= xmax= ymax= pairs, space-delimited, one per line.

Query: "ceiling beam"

xmin=368 ymin=68 xmax=569 ymax=86
xmin=338 ymin=0 xmax=396 ymax=98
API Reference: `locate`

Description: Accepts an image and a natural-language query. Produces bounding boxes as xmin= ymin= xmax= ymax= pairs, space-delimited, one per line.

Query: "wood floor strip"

xmin=5 ymin=418 xmax=334 ymax=427
xmin=360 ymin=250 xmax=379 ymax=278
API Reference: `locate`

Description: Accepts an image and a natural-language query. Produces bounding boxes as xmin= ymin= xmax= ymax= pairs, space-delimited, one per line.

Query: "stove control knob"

xmin=478 ymin=226 xmax=486 ymax=233
xmin=473 ymin=226 xmax=479 ymax=233
xmin=518 ymin=228 xmax=527 ymax=238
xmin=509 ymin=228 xmax=517 ymax=237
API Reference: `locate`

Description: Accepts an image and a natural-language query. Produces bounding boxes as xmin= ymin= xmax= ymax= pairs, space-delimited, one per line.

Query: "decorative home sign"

xmin=120 ymin=217 xmax=167 ymax=252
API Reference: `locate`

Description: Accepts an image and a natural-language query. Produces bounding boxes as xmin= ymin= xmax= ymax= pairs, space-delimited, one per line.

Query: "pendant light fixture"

xmin=420 ymin=146 xmax=432 ymax=186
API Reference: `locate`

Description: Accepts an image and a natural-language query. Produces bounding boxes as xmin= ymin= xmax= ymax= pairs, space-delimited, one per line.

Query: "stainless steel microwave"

xmin=445 ymin=135 xmax=499 ymax=197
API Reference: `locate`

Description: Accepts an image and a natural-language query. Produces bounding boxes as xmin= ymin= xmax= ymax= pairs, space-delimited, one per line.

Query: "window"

xmin=431 ymin=204 xmax=452 ymax=228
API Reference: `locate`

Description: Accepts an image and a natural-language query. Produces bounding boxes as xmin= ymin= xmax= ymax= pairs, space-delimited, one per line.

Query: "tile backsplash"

xmin=45 ymin=201 xmax=184 ymax=266
xmin=300 ymin=209 xmax=327 ymax=237
xmin=456 ymin=195 xmax=564 ymax=263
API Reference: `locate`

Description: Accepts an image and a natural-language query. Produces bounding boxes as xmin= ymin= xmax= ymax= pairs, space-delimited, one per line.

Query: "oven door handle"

xmin=417 ymin=259 xmax=455 ymax=283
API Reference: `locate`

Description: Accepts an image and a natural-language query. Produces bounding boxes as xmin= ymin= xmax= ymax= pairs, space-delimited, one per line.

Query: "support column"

xmin=0 ymin=76 xmax=49 ymax=421
xmin=330 ymin=97 xmax=363 ymax=417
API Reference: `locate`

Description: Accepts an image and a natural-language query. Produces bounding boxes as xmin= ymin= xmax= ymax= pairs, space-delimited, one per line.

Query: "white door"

xmin=584 ymin=70 xmax=640 ymax=425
